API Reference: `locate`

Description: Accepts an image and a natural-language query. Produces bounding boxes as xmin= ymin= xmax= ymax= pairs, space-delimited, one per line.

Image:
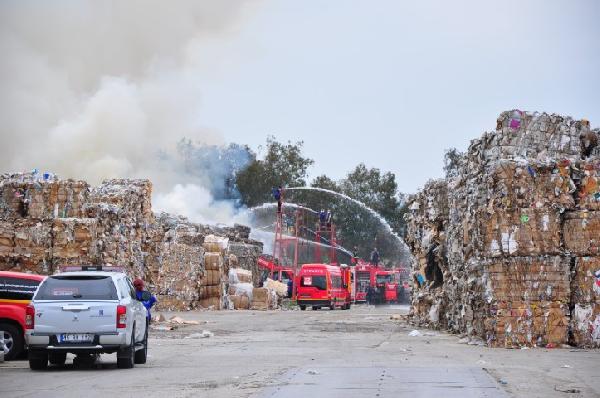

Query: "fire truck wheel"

xmin=312 ymin=306 xmax=320 ymax=310
xmin=329 ymin=303 xmax=335 ymax=310
xmin=300 ymin=305 xmax=306 ymax=311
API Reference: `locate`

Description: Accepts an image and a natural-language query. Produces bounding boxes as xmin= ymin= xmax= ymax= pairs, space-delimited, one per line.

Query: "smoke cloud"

xmin=0 ymin=0 xmax=260 ymax=224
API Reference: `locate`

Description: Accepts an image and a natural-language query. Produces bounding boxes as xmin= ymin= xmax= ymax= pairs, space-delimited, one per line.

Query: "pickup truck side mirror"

xmin=140 ymin=291 xmax=152 ymax=301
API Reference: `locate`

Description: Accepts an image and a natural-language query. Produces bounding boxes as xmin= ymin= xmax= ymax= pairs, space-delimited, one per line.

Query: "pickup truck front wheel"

xmin=117 ymin=330 xmax=135 ymax=369
xmin=29 ymin=350 xmax=48 ymax=370
xmin=1 ymin=323 xmax=23 ymax=361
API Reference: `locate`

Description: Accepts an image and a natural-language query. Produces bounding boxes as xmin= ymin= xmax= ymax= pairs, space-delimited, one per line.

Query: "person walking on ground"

xmin=133 ymin=279 xmax=157 ymax=323
xmin=370 ymin=247 xmax=380 ymax=266
xmin=272 ymin=186 xmax=283 ymax=213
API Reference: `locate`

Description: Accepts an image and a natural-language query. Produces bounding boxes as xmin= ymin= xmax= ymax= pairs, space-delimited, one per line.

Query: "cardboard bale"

xmin=204 ymin=252 xmax=223 ymax=271
xmin=574 ymin=159 xmax=600 ymax=210
xmin=485 ymin=301 xmax=570 ymax=348
xmin=199 ymin=296 xmax=222 ymax=309
xmin=571 ymin=257 xmax=600 ymax=304
xmin=203 ymin=234 xmax=229 ymax=255
xmin=0 ymin=173 xmax=89 ymax=220
xmin=229 ymin=267 xmax=252 ymax=284
xmin=51 ymin=218 xmax=98 ymax=267
xmin=0 ymin=219 xmax=52 ymax=274
xmin=230 ymin=295 xmax=250 ymax=310
xmin=227 ymin=241 xmax=263 ymax=286
xmin=264 ymin=278 xmax=289 ymax=297
xmin=563 ymin=211 xmax=600 ymax=255
xmin=251 ymin=287 xmax=273 ymax=310
xmin=477 ymin=208 xmax=562 ymax=258
xmin=571 ymin=303 xmax=600 ymax=348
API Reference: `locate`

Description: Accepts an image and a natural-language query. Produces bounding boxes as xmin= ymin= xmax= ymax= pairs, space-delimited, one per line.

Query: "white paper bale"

xmin=264 ymin=278 xmax=289 ymax=297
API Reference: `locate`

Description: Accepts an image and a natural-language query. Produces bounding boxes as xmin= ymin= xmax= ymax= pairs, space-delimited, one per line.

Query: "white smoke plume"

xmin=0 ymin=0 xmax=260 ymax=224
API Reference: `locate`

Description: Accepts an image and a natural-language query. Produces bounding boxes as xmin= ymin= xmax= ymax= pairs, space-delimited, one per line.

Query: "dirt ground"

xmin=1 ymin=304 xmax=598 ymax=397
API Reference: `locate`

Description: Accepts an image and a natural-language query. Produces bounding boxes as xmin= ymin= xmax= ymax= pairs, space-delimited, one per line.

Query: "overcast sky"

xmin=195 ymin=0 xmax=600 ymax=193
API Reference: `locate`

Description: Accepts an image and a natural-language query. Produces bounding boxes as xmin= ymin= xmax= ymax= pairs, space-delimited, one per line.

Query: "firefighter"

xmin=366 ymin=285 xmax=374 ymax=306
xmin=272 ymin=186 xmax=283 ymax=213
xmin=370 ymin=247 xmax=380 ymax=266
xmin=319 ymin=209 xmax=327 ymax=229
xmin=133 ymin=279 xmax=157 ymax=323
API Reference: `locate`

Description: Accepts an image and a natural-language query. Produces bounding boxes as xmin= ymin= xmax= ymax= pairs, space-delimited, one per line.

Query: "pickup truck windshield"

xmin=35 ymin=276 xmax=118 ymax=300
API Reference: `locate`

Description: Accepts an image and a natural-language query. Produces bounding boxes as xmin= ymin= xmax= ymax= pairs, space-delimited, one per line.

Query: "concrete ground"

xmin=1 ymin=304 xmax=598 ymax=398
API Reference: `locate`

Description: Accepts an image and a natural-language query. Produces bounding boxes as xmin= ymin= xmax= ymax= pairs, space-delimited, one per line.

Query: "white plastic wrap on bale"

xmin=228 ymin=267 xmax=252 ymax=284
xmin=233 ymin=283 xmax=254 ymax=301
xmin=264 ymin=278 xmax=289 ymax=297
xmin=203 ymin=234 xmax=229 ymax=254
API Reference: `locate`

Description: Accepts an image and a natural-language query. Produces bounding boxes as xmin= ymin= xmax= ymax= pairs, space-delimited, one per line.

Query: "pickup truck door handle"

xmin=61 ymin=305 xmax=90 ymax=311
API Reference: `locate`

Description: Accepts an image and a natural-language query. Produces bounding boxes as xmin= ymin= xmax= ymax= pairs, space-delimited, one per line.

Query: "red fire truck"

xmin=296 ymin=264 xmax=352 ymax=310
xmin=354 ymin=260 xmax=373 ymax=302
xmin=353 ymin=261 xmax=406 ymax=304
xmin=257 ymin=254 xmax=295 ymax=285
xmin=375 ymin=269 xmax=398 ymax=304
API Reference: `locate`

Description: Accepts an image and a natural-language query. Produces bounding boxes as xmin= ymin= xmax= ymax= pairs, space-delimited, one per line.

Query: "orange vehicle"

xmin=0 ymin=271 xmax=46 ymax=360
xmin=296 ymin=264 xmax=351 ymax=311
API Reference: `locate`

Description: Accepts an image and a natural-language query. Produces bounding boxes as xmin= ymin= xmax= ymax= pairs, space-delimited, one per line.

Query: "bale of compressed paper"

xmin=227 ymin=241 xmax=263 ymax=286
xmin=570 ymin=256 xmax=600 ymax=347
xmin=484 ymin=301 xmax=570 ymax=348
xmin=571 ymin=257 xmax=600 ymax=304
xmin=230 ymin=295 xmax=250 ymax=310
xmin=480 ymin=256 xmax=570 ymax=303
xmin=571 ymin=303 xmax=600 ymax=347
xmin=563 ymin=211 xmax=600 ymax=255
xmin=88 ymin=179 xmax=153 ymax=221
xmin=573 ymin=159 xmax=600 ymax=210
xmin=51 ymin=218 xmax=98 ymax=267
xmin=251 ymin=287 xmax=271 ymax=310
xmin=199 ymin=297 xmax=222 ymax=309
xmin=475 ymin=208 xmax=562 ymax=258
xmin=203 ymin=234 xmax=229 ymax=255
xmin=0 ymin=172 xmax=90 ymax=220
xmin=204 ymin=252 xmax=223 ymax=271
xmin=264 ymin=278 xmax=289 ymax=297
xmin=0 ymin=219 xmax=52 ymax=274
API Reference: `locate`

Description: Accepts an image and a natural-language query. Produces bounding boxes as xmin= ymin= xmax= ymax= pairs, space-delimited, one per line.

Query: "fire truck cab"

xmin=375 ymin=270 xmax=398 ymax=304
xmin=297 ymin=264 xmax=351 ymax=311
xmin=258 ymin=254 xmax=295 ymax=286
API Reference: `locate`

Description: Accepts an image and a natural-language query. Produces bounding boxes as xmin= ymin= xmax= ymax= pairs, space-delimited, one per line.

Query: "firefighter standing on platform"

xmin=272 ymin=186 xmax=283 ymax=213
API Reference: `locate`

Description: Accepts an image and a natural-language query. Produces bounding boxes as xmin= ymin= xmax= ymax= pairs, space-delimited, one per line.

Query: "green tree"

xmin=236 ymin=136 xmax=314 ymax=207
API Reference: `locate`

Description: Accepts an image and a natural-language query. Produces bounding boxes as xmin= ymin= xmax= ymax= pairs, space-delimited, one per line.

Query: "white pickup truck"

xmin=25 ymin=268 xmax=149 ymax=370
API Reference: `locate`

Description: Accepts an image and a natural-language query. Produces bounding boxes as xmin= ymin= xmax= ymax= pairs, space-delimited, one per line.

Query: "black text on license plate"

xmin=59 ymin=333 xmax=93 ymax=343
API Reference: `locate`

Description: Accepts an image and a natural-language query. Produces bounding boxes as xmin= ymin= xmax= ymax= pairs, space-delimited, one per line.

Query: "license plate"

xmin=59 ymin=333 xmax=93 ymax=343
